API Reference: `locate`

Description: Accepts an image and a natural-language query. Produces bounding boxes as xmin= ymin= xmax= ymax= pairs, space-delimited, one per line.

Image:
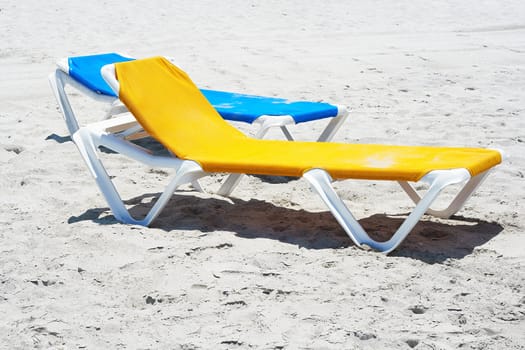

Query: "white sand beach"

xmin=1 ymin=0 xmax=524 ymax=348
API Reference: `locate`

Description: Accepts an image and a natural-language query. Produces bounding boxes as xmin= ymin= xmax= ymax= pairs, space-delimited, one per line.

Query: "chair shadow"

xmin=69 ymin=192 xmax=503 ymax=263
xmin=357 ymin=214 xmax=503 ymax=262
xmin=46 ymin=133 xmax=72 ymax=144
xmin=253 ymin=175 xmax=299 ymax=184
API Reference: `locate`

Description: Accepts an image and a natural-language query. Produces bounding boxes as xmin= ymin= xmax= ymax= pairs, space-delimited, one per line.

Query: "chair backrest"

xmin=115 ymin=57 xmax=249 ymax=160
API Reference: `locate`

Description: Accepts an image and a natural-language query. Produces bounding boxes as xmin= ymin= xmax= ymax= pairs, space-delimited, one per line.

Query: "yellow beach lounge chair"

xmin=70 ymin=57 xmax=502 ymax=253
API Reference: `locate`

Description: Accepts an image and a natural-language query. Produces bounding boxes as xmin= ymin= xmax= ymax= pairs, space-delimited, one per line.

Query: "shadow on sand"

xmin=69 ymin=192 xmax=503 ymax=263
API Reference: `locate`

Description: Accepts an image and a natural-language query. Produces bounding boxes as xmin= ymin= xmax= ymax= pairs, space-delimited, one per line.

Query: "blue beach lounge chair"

xmin=60 ymin=57 xmax=503 ymax=253
xmin=49 ymin=53 xmax=348 ymax=142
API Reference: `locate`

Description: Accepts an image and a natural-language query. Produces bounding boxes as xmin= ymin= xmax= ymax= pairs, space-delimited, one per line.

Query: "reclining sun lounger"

xmin=67 ymin=57 xmax=502 ymax=253
xmin=49 ymin=53 xmax=348 ymax=142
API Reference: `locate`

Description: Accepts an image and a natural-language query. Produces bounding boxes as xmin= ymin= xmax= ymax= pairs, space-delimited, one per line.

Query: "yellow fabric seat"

xmin=116 ymin=57 xmax=501 ymax=182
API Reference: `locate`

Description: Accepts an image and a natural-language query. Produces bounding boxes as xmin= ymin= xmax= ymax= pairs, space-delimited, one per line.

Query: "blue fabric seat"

xmin=67 ymin=53 xmax=339 ymax=124
xmin=200 ymin=89 xmax=337 ymax=124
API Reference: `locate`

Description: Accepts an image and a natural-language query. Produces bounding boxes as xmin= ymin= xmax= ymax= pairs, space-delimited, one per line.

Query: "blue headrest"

xmin=68 ymin=53 xmax=134 ymax=96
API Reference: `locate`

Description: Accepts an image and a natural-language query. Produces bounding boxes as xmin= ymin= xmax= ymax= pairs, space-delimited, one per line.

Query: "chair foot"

xmin=73 ymin=128 xmax=206 ymax=226
xmin=217 ymin=173 xmax=244 ymax=196
xmin=398 ymin=170 xmax=490 ymax=218
xmin=303 ymin=168 xmax=471 ymax=253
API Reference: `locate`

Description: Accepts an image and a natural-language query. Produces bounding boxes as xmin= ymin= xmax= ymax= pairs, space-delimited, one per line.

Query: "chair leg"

xmin=316 ymin=106 xmax=349 ymax=142
xmin=303 ymin=168 xmax=471 ymax=254
xmin=253 ymin=115 xmax=296 ymax=139
xmin=218 ymin=107 xmax=348 ymax=196
xmin=138 ymin=161 xmax=206 ymax=225
xmin=280 ymin=125 xmax=295 ymax=140
xmin=218 ymin=115 xmax=297 ymax=196
xmin=73 ymin=128 xmax=206 ymax=226
xmin=397 ymin=170 xmax=490 ymax=218
xmin=105 ymin=101 xmax=129 ymax=119
xmin=217 ymin=173 xmax=243 ymax=196
xmin=49 ymin=69 xmax=121 ymax=136
xmin=49 ymin=70 xmax=80 ymax=136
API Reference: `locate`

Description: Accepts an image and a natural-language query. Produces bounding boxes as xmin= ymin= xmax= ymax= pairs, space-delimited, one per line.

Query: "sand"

xmin=1 ymin=0 xmax=524 ymax=348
